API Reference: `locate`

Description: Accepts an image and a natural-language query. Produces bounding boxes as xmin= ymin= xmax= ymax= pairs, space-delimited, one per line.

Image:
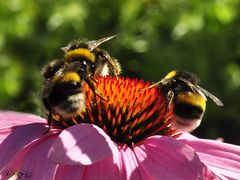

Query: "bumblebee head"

xmin=52 ymin=61 xmax=84 ymax=96
xmin=174 ymin=70 xmax=199 ymax=84
xmin=42 ymin=59 xmax=65 ymax=80
xmin=61 ymin=35 xmax=117 ymax=63
xmin=163 ymin=70 xmax=199 ymax=84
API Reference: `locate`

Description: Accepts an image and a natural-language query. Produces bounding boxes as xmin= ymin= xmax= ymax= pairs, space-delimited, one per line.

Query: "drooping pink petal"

xmin=0 ymin=111 xmax=46 ymax=143
xmin=0 ymin=135 xmax=60 ymax=180
xmin=0 ymin=123 xmax=51 ymax=169
xmin=134 ymin=135 xmax=219 ymax=179
xmin=49 ymin=124 xmax=119 ymax=165
xmin=179 ymin=133 xmax=240 ymax=180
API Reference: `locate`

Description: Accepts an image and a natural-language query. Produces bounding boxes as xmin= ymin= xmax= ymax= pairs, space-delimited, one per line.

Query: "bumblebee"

xmin=40 ymin=60 xmax=105 ymax=129
xmin=143 ymin=70 xmax=223 ymax=132
xmin=61 ymin=35 xmax=121 ymax=76
xmin=41 ymin=35 xmax=120 ymax=130
xmin=60 ymin=35 xmax=121 ymax=101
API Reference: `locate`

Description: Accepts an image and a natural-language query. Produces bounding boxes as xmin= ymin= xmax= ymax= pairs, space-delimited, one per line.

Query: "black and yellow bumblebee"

xmin=61 ymin=35 xmax=121 ymax=77
xmin=41 ymin=36 xmax=121 ymax=129
xmin=53 ymin=35 xmax=121 ymax=101
xmin=143 ymin=70 xmax=223 ymax=132
xmin=41 ymin=60 xmax=90 ymax=127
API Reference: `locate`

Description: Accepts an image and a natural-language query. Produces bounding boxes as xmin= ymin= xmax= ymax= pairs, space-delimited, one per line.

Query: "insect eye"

xmin=80 ymin=61 xmax=88 ymax=70
xmin=76 ymin=67 xmax=85 ymax=75
xmin=43 ymin=61 xmax=64 ymax=79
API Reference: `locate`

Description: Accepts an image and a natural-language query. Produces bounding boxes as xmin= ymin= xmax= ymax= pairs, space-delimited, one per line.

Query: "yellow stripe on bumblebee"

xmin=176 ymin=92 xmax=206 ymax=111
xmin=64 ymin=48 xmax=96 ymax=63
xmin=54 ymin=72 xmax=81 ymax=83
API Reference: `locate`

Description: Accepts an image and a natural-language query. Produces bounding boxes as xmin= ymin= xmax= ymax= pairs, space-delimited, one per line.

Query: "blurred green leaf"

xmin=226 ymin=63 xmax=240 ymax=88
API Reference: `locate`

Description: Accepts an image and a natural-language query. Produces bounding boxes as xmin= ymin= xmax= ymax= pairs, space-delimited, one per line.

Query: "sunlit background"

xmin=0 ymin=0 xmax=239 ymax=144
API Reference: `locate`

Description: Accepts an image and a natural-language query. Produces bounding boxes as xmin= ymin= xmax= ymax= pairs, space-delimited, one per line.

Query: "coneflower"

xmin=0 ymin=77 xmax=239 ymax=179
xmin=51 ymin=76 xmax=177 ymax=147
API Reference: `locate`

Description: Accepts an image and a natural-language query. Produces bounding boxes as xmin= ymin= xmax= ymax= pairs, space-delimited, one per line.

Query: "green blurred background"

xmin=0 ymin=0 xmax=239 ymax=144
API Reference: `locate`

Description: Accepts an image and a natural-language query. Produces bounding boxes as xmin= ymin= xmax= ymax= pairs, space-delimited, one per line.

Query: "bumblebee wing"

xmin=89 ymin=35 xmax=117 ymax=51
xmin=177 ymin=77 xmax=206 ymax=97
xmin=196 ymin=85 xmax=223 ymax=106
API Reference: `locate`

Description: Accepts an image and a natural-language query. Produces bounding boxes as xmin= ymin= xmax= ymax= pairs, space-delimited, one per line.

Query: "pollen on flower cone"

xmin=52 ymin=76 xmax=176 ymax=147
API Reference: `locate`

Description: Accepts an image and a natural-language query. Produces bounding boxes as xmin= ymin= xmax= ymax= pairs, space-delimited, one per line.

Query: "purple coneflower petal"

xmin=2 ymin=138 xmax=58 ymax=180
xmin=0 ymin=125 xmax=61 ymax=179
xmin=80 ymin=156 xmax=123 ymax=180
xmin=0 ymin=111 xmax=45 ymax=143
xmin=120 ymin=146 xmax=152 ymax=179
xmin=178 ymin=133 xmax=240 ymax=180
xmin=49 ymin=124 xmax=119 ymax=165
xmin=54 ymin=165 xmax=84 ymax=180
xmin=0 ymin=123 xmax=48 ymax=169
xmin=134 ymin=136 xmax=218 ymax=179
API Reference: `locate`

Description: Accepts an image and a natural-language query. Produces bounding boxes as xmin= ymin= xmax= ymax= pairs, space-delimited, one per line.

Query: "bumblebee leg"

xmin=111 ymin=58 xmax=121 ymax=76
xmin=94 ymin=90 xmax=107 ymax=101
xmin=166 ymin=91 xmax=174 ymax=111
xmin=102 ymin=53 xmax=121 ymax=76
xmin=140 ymin=80 xmax=163 ymax=90
xmin=141 ymin=78 xmax=174 ymax=91
xmin=89 ymin=76 xmax=98 ymax=83
xmin=44 ymin=112 xmax=52 ymax=134
xmin=84 ymin=77 xmax=107 ymax=101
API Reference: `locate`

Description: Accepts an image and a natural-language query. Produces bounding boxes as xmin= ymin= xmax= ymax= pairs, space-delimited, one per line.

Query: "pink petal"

xmin=0 ymin=123 xmax=59 ymax=169
xmin=120 ymin=146 xmax=151 ymax=180
xmin=179 ymin=133 xmax=240 ymax=179
xmin=49 ymin=124 xmax=119 ymax=165
xmin=177 ymin=132 xmax=198 ymax=140
xmin=0 ymin=111 xmax=46 ymax=126
xmin=83 ymin=156 xmax=123 ymax=180
xmin=54 ymin=165 xmax=84 ymax=180
xmin=134 ymin=135 xmax=218 ymax=179
xmin=0 ymin=135 xmax=60 ymax=180
xmin=0 ymin=130 xmax=11 ymax=144
xmin=55 ymin=156 xmax=123 ymax=180
xmin=0 ymin=111 xmax=46 ymax=143
xmin=54 ymin=144 xmax=123 ymax=180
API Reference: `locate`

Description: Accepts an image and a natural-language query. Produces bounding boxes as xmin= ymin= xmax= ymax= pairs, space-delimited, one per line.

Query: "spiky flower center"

xmin=52 ymin=76 xmax=176 ymax=147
